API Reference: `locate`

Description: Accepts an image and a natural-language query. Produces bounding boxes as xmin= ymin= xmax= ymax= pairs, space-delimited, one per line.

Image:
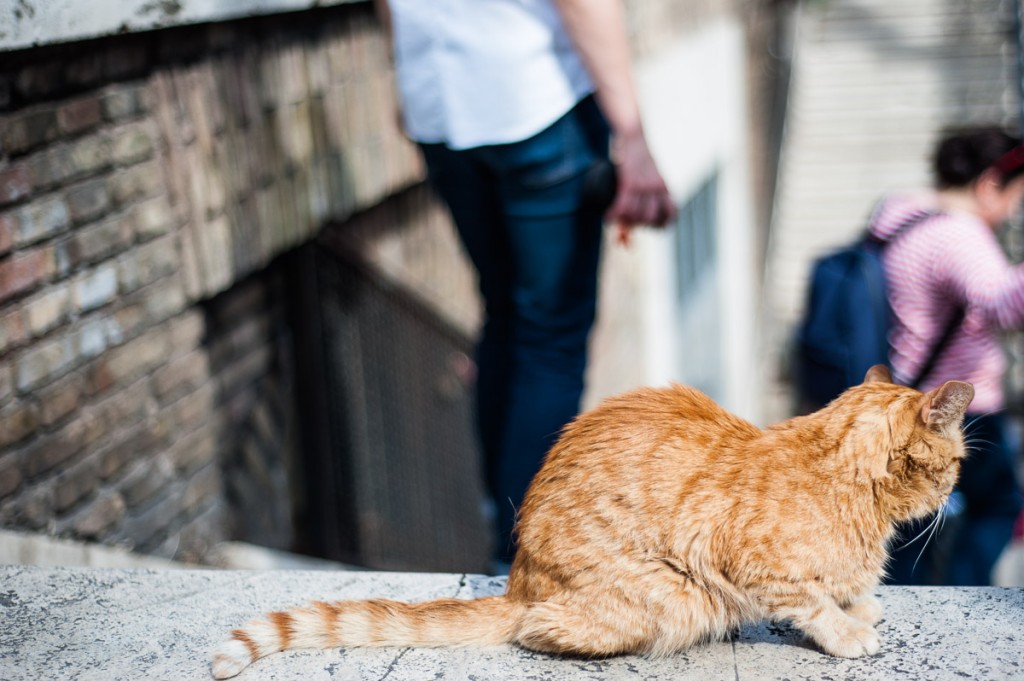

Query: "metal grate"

xmin=288 ymin=241 xmax=490 ymax=573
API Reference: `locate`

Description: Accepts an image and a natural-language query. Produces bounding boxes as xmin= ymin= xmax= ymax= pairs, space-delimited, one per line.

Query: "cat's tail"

xmin=210 ymin=595 xmax=524 ymax=679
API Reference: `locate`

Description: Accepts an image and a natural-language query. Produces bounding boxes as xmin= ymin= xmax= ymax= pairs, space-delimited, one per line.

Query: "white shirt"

xmin=388 ymin=0 xmax=595 ymax=150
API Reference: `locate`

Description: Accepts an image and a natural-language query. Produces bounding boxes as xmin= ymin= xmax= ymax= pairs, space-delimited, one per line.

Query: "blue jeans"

xmin=886 ymin=412 xmax=1023 ymax=585
xmin=420 ymin=96 xmax=610 ymax=563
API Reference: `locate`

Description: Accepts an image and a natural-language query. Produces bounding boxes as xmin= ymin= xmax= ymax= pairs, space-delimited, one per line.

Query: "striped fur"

xmin=212 ymin=597 xmax=523 ymax=678
xmin=211 ymin=367 xmax=972 ymax=678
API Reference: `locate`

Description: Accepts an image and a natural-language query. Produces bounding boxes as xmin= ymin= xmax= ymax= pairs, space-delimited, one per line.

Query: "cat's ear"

xmin=919 ymin=381 xmax=974 ymax=430
xmin=864 ymin=365 xmax=892 ymax=384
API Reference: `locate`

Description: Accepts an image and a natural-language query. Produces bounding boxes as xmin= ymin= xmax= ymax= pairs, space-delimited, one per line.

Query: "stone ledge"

xmin=0 ymin=0 xmax=365 ymax=52
xmin=0 ymin=528 xmax=180 ymax=569
xmin=2 ymin=566 xmax=1022 ymax=680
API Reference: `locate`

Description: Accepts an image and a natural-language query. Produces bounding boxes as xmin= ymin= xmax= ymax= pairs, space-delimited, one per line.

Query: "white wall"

xmin=600 ymin=19 xmax=758 ymax=421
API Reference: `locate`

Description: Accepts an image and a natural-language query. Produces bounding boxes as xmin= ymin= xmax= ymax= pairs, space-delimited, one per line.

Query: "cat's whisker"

xmin=897 ymin=511 xmax=942 ymax=551
xmin=910 ymin=508 xmax=945 ymax=576
xmin=962 ymin=426 xmax=995 ymax=440
xmin=961 ymin=410 xmax=999 ymax=449
xmin=963 ymin=408 xmax=999 ymax=429
xmin=962 ymin=437 xmax=995 ymax=451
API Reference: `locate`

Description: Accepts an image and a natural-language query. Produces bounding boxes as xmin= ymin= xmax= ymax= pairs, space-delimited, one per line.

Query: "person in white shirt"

xmin=376 ymin=0 xmax=675 ymax=571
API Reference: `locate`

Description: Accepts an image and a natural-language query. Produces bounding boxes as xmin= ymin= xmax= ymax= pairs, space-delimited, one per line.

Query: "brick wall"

xmin=0 ymin=5 xmax=457 ymax=561
xmin=207 ymin=271 xmax=297 ymax=554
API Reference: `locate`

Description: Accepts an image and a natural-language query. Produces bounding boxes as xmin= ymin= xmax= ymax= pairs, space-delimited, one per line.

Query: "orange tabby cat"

xmin=211 ymin=366 xmax=973 ymax=678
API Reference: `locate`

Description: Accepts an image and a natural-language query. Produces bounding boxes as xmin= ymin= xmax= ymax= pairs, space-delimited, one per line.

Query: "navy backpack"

xmin=795 ymin=211 xmax=960 ymax=410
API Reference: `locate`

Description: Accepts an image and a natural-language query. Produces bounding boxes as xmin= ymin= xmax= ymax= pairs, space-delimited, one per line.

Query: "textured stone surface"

xmin=2 ymin=0 xmax=366 ymax=51
xmin=1 ymin=568 xmax=1022 ymax=681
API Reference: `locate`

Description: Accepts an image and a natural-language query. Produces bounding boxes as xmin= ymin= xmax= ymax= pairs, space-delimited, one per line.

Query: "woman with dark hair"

xmin=868 ymin=126 xmax=1024 ymax=585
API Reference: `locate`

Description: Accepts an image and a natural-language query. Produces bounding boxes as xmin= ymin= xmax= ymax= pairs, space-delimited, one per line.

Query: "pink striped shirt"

xmin=868 ymin=194 xmax=1024 ymax=414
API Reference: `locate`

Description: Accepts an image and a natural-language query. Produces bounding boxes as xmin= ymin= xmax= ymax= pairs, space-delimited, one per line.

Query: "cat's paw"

xmin=845 ymin=595 xmax=883 ymax=625
xmin=819 ymin=620 xmax=881 ymax=658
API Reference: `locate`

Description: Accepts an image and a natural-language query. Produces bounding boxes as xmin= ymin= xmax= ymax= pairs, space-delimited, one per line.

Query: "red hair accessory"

xmin=992 ymin=144 xmax=1024 ymax=178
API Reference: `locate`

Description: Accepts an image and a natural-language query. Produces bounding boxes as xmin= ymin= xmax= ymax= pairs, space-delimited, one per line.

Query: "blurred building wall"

xmin=589 ymin=3 xmax=773 ymax=422
xmin=761 ymin=0 xmax=1020 ymax=423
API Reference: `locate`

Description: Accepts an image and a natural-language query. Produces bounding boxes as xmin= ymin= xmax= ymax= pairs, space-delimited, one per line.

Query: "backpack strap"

xmin=908 ymin=305 xmax=965 ymax=389
xmin=869 ymin=209 xmax=964 ymax=389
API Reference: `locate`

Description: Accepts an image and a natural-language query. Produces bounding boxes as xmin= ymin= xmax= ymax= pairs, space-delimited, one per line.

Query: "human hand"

xmin=607 ymin=129 xmax=676 ymax=245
